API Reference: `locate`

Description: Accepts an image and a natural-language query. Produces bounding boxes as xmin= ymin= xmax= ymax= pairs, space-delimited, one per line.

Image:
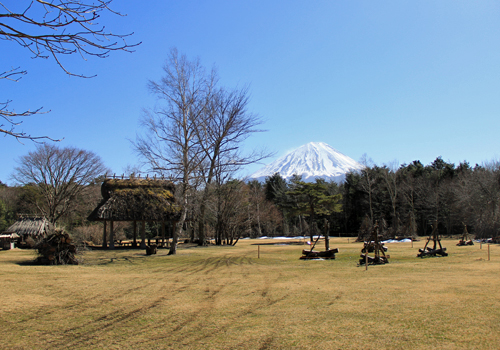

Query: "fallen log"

xmin=417 ymin=247 xmax=448 ymax=257
xmin=300 ymin=248 xmax=338 ymax=259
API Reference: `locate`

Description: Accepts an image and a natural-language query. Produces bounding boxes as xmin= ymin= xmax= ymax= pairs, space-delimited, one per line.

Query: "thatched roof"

xmin=0 ymin=233 xmax=20 ymax=239
xmin=3 ymin=216 xmax=54 ymax=237
xmin=87 ymin=178 xmax=182 ymax=222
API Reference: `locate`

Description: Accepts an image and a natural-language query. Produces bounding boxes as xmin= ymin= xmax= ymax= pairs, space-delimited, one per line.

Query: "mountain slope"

xmin=250 ymin=142 xmax=363 ymax=183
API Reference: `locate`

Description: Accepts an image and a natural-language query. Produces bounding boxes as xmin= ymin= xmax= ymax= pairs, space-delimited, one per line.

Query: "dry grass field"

xmin=1 ymin=238 xmax=499 ymax=350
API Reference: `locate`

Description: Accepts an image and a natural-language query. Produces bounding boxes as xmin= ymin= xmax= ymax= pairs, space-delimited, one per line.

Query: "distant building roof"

xmin=3 ymin=216 xmax=54 ymax=237
xmin=0 ymin=233 xmax=20 ymax=239
xmin=87 ymin=178 xmax=182 ymax=222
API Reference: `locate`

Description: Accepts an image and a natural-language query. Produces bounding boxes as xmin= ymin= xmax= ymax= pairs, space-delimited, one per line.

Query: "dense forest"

xmin=2 ymin=155 xmax=500 ymax=246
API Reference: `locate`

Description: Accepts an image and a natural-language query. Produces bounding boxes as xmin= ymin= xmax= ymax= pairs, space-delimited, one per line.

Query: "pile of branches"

xmin=35 ymin=230 xmax=78 ymax=265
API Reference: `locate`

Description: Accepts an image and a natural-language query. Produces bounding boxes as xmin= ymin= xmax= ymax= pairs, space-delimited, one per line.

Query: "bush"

xmin=72 ymin=223 xmax=127 ymax=246
xmin=72 ymin=225 xmax=103 ymax=246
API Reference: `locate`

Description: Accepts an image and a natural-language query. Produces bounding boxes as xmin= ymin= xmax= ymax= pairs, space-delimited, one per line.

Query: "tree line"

xmin=2 ymin=151 xmax=500 ymax=246
xmin=339 ymin=157 xmax=500 ymax=239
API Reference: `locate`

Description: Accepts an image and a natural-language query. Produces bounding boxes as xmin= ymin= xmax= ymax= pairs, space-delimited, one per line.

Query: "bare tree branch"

xmin=1 ymin=0 xmax=140 ymax=141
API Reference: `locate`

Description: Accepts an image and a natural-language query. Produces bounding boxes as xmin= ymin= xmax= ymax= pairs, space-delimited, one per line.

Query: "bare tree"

xmin=359 ymin=154 xmax=376 ymax=224
xmin=195 ymin=86 xmax=270 ymax=245
xmin=1 ymin=0 xmax=139 ymax=141
xmin=209 ymin=178 xmax=251 ymax=246
xmin=134 ymin=48 xmax=216 ymax=255
xmin=13 ymin=143 xmax=108 ymax=224
xmin=455 ymin=161 xmax=500 ymax=238
xmin=381 ymin=161 xmax=399 ymax=232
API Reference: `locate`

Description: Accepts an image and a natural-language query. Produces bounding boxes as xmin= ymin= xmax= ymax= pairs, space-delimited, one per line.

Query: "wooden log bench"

xmin=300 ymin=248 xmax=339 ymax=259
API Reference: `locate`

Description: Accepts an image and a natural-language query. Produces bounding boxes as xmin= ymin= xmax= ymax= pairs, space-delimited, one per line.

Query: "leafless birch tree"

xmin=195 ymin=86 xmax=269 ymax=245
xmin=134 ymin=48 xmax=216 ymax=254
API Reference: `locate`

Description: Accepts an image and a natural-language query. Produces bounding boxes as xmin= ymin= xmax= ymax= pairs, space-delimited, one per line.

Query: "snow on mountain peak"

xmin=249 ymin=142 xmax=363 ymax=183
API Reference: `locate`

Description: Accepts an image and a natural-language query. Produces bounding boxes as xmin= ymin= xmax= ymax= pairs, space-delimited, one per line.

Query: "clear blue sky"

xmin=2 ymin=0 xmax=500 ymax=185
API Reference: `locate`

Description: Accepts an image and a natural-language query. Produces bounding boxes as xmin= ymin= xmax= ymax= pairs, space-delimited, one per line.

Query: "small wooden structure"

xmin=359 ymin=222 xmax=389 ymax=265
xmin=457 ymin=223 xmax=474 ymax=246
xmin=87 ymin=177 xmax=182 ymax=249
xmin=417 ymin=220 xmax=448 ymax=257
xmin=2 ymin=215 xmax=54 ymax=247
xmin=300 ymin=219 xmax=339 ymax=259
xmin=300 ymin=248 xmax=338 ymax=259
xmin=0 ymin=233 xmax=20 ymax=250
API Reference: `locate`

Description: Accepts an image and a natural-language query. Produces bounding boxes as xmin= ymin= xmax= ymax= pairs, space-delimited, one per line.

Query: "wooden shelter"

xmin=0 ymin=233 xmax=20 ymax=250
xmin=2 ymin=215 xmax=54 ymax=246
xmin=87 ymin=177 xmax=182 ymax=249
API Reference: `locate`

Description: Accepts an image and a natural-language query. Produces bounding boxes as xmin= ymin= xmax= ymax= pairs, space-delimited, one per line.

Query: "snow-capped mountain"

xmin=249 ymin=142 xmax=363 ymax=183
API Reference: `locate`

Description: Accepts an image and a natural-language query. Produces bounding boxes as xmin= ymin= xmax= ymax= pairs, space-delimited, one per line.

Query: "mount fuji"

xmin=249 ymin=142 xmax=364 ymax=183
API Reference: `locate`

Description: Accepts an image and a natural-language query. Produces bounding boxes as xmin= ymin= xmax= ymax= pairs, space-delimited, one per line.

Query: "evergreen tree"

xmin=287 ymin=180 xmax=342 ymax=241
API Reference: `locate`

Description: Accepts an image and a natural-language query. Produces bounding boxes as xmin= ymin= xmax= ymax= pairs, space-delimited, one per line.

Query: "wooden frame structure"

xmin=300 ymin=219 xmax=339 ymax=260
xmin=87 ymin=177 xmax=182 ymax=249
xmin=359 ymin=221 xmax=389 ymax=265
xmin=417 ymin=220 xmax=448 ymax=257
xmin=457 ymin=223 xmax=474 ymax=246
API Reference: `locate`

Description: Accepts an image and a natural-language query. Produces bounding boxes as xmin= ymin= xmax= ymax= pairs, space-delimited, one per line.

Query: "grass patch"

xmin=1 ymin=239 xmax=499 ymax=349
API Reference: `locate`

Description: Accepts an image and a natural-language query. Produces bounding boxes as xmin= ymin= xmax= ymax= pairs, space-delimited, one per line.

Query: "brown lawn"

xmin=0 ymin=238 xmax=499 ymax=349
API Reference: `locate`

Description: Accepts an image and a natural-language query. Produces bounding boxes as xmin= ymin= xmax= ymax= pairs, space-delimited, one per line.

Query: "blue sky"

xmin=2 ymin=0 xmax=500 ymax=185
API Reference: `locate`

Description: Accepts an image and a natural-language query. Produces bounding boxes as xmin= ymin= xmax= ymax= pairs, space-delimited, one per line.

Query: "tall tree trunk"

xmin=169 ymin=221 xmax=179 ymax=254
xmin=324 ymin=219 xmax=330 ymax=251
xmin=170 ymin=181 xmax=189 ymax=254
xmin=198 ymin=201 xmax=207 ymax=246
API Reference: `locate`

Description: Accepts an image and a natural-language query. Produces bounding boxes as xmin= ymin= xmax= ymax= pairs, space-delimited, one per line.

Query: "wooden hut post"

xmin=140 ymin=221 xmax=146 ymax=248
xmin=132 ymin=221 xmax=137 ymax=247
xmin=102 ymin=220 xmax=108 ymax=248
xmin=161 ymin=221 xmax=166 ymax=247
xmin=109 ymin=220 xmax=115 ymax=249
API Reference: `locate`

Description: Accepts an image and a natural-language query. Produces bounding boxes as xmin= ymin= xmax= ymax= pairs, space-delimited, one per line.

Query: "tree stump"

xmin=146 ymin=244 xmax=158 ymax=255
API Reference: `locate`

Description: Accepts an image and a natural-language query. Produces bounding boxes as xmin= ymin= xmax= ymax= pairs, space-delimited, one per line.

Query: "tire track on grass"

xmin=39 ymin=280 xmax=191 ymax=350
xmin=140 ymin=257 xmax=290 ymax=349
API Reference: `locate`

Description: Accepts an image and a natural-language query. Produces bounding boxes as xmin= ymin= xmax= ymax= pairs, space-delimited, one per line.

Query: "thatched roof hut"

xmin=88 ymin=178 xmax=182 ymax=222
xmin=0 ymin=233 xmax=20 ymax=250
xmin=3 ymin=216 xmax=54 ymax=239
xmin=87 ymin=178 xmax=182 ymax=249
